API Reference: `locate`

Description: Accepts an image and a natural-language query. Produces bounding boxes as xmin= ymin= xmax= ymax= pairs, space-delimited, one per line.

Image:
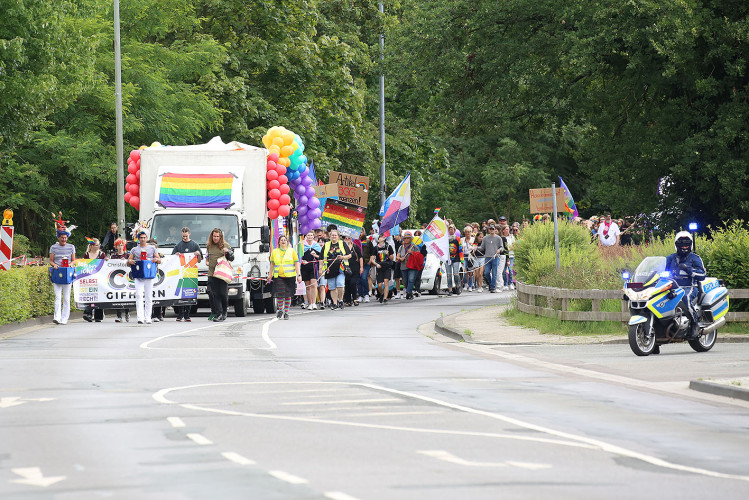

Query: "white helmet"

xmin=674 ymin=231 xmax=693 ymax=257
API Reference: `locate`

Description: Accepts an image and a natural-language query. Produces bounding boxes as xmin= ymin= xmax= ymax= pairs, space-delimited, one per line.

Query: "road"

xmin=1 ymin=292 xmax=749 ymax=499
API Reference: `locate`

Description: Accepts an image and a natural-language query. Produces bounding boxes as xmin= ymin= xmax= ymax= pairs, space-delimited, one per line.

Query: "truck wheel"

xmin=234 ymin=298 xmax=247 ymax=317
xmin=252 ymin=299 xmax=265 ymax=314
xmin=264 ymin=297 xmax=276 ymax=314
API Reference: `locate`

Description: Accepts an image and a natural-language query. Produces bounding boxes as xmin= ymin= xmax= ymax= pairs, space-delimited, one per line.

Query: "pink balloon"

xmin=129 ymin=150 xmax=140 ymax=161
xmin=279 ymin=184 xmax=290 ymax=195
xmin=136 ymin=170 xmax=140 ymax=180
xmin=268 ymin=209 xmax=279 ymax=220
xmin=126 ymin=174 xmax=137 ymax=184
xmin=124 ymin=192 xmax=132 ymax=203
xmin=267 ymin=160 xmax=277 ymax=171
xmin=279 ymin=194 xmax=291 ymax=205
xmin=276 ymin=165 xmax=287 ymax=176
xmin=269 ymin=189 xmax=281 ymax=200
xmin=127 ymin=163 xmax=137 ymax=174
xmin=267 ymin=179 xmax=280 ymax=190
xmin=136 ymin=158 xmax=141 ymax=168
xmin=278 ymin=175 xmax=288 ymax=185
xmin=130 ymin=196 xmax=140 ymax=210
xmin=128 ymin=184 xmax=139 ymax=195
xmin=267 ymin=199 xmax=280 ymax=210
xmin=278 ymin=205 xmax=291 ymax=217
xmin=267 ymin=152 xmax=279 ymax=163
xmin=266 ymin=170 xmax=278 ymax=181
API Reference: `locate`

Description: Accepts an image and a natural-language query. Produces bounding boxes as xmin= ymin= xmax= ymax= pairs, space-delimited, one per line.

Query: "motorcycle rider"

xmin=665 ymin=231 xmax=706 ymax=339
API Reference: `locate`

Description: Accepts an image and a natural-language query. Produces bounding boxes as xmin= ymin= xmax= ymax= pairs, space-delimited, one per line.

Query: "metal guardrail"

xmin=516 ymin=282 xmax=749 ymax=323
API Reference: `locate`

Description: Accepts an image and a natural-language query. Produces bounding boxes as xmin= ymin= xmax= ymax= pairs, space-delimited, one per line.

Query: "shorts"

xmin=301 ymin=263 xmax=317 ymax=282
xmin=326 ymin=272 xmax=346 ymax=289
xmin=393 ymin=266 xmax=402 ymax=280
xmin=376 ymin=266 xmax=392 ymax=283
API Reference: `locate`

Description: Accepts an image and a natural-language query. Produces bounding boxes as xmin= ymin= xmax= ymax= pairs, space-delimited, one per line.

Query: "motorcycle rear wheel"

xmin=629 ymin=322 xmax=656 ymax=356
xmin=689 ymin=329 xmax=717 ymax=352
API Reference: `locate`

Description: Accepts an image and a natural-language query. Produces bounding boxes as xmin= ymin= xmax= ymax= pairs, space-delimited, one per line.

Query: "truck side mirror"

xmin=260 ymin=226 xmax=270 ymax=245
xmin=241 ymin=219 xmax=248 ymax=242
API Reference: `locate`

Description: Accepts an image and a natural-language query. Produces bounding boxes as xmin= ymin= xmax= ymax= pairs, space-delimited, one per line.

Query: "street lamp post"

xmin=114 ymin=0 xmax=125 ymax=235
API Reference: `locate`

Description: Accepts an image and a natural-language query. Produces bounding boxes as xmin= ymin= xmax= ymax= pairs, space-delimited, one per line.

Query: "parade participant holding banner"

xmin=205 ymin=228 xmax=233 ymax=322
xmin=82 ymin=238 xmax=107 ymax=322
xmin=127 ymin=231 xmax=161 ymax=324
xmin=111 ymin=238 xmax=130 ymax=323
xmin=269 ymin=235 xmax=302 ymax=320
xmin=172 ymin=227 xmax=203 ymax=322
xmin=48 ymin=213 xmax=77 ymax=325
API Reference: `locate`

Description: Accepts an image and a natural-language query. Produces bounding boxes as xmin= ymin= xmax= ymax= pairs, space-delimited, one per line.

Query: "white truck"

xmin=138 ymin=137 xmax=275 ymax=316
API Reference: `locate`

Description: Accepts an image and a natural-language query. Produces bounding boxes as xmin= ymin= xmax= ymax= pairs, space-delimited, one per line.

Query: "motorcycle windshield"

xmin=633 ymin=256 xmax=667 ymax=284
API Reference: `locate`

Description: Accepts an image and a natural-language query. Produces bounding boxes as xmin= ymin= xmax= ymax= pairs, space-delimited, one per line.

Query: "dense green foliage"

xmin=0 ymin=266 xmax=56 ymax=324
xmin=2 ymin=0 xmax=749 ymax=253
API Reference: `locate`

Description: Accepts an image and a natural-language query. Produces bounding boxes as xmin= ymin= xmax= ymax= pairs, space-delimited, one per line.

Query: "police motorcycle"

xmin=622 ymin=256 xmax=729 ymax=356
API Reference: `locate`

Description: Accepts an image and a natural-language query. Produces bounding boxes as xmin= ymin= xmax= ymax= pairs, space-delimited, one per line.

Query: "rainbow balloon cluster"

xmin=261 ymin=127 xmax=321 ymax=231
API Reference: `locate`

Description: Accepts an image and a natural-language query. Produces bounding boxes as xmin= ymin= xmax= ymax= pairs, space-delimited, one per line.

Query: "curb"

xmin=689 ymin=380 xmax=749 ymax=402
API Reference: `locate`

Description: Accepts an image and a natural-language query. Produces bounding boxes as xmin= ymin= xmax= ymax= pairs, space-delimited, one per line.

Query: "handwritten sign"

xmin=328 ymin=170 xmax=369 ymax=207
xmin=529 ymin=187 xmax=567 ymax=214
xmin=315 ymin=183 xmax=339 ymax=199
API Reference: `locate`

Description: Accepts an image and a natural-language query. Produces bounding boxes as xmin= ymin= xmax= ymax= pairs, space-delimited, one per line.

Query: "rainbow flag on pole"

xmin=158 ymin=172 xmax=235 ymax=208
xmin=558 ymin=176 xmax=579 ymax=219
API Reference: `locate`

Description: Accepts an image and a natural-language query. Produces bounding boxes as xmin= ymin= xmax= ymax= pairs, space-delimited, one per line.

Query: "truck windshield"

xmin=150 ymin=214 xmax=240 ymax=248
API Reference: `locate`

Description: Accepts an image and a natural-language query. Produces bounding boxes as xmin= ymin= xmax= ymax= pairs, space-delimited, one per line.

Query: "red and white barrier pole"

xmin=1 ymin=209 xmax=15 ymax=271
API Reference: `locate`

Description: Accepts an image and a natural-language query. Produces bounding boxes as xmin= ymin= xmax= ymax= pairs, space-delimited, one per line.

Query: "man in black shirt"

xmin=173 ymin=227 xmax=203 ymax=322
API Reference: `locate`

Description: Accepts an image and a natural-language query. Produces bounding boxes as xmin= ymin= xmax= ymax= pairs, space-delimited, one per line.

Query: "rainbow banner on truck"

xmin=157 ymin=172 xmax=235 ymax=208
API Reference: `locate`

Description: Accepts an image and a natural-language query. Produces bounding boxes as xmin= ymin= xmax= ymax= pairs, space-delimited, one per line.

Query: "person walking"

xmin=321 ymin=228 xmax=351 ymax=310
xmin=472 ymin=231 xmax=485 ymax=292
xmin=462 ymin=225 xmax=476 ymax=291
xmin=48 ymin=228 xmax=77 ymax=325
xmin=127 ymin=231 xmax=161 ymax=324
xmin=149 ymin=239 xmax=167 ymax=322
xmin=269 ymin=235 xmax=301 ymax=320
xmin=172 ymin=227 xmax=203 ymax=322
xmin=101 ymin=222 xmax=119 ymax=255
xmin=359 ymin=230 xmax=374 ymax=302
xmin=446 ymin=225 xmax=464 ymax=296
xmin=110 ymin=238 xmax=130 ymax=322
xmin=371 ymin=233 xmax=394 ymax=304
xmin=82 ymin=238 xmax=107 ymax=322
xmin=300 ymin=231 xmax=321 ymax=310
xmin=343 ymin=235 xmax=363 ymax=306
xmin=205 ymin=228 xmax=233 ymax=322
xmin=501 ymin=225 xmax=516 ymax=290
xmin=395 ymin=232 xmax=419 ymax=300
xmin=477 ymin=225 xmax=505 ymax=293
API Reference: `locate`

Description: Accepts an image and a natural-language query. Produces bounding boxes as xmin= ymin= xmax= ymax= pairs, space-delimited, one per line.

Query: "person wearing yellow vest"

xmin=269 ymin=235 xmax=301 ymax=320
xmin=321 ymin=228 xmax=352 ymax=310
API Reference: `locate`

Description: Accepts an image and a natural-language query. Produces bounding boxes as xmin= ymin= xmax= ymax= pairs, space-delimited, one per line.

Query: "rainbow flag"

xmin=158 ymin=172 xmax=234 ymax=208
xmin=558 ymin=176 xmax=579 ymax=219
xmin=321 ymin=200 xmax=366 ymax=238
xmin=378 ymin=172 xmax=411 ymax=237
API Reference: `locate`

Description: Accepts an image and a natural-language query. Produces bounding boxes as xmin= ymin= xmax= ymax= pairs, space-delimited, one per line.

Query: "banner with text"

xmin=328 ymin=170 xmax=369 ymax=208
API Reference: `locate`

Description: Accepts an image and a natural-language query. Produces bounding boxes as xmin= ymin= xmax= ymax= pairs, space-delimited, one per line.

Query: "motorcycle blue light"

xmin=659 ymin=271 xmax=671 ymax=278
xmin=622 ymin=271 xmax=630 ymax=280
xmin=688 ymin=222 xmax=698 ymax=231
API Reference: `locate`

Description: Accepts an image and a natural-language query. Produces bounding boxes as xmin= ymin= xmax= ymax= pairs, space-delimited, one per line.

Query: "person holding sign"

xmin=127 ymin=231 xmax=161 ymax=324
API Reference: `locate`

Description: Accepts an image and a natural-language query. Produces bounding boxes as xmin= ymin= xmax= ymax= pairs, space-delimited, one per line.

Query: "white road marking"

xmin=221 ymin=451 xmax=256 ymax=465
xmin=269 ymin=470 xmax=308 ymax=484
xmin=167 ymin=417 xmax=185 ymax=428
xmin=281 ymin=398 xmax=400 ymax=406
xmin=418 ymin=449 xmax=551 ymax=469
xmin=10 ymin=467 xmax=66 ymax=487
xmin=186 ymin=433 xmax=213 ymax=445
xmin=261 ymin=318 xmax=278 ymax=349
xmin=0 ymin=397 xmax=55 ymax=409
xmin=139 ymin=316 xmax=274 ymax=350
xmin=325 ymin=492 xmax=361 ymax=500
xmin=339 ymin=410 xmax=442 ymax=418
xmin=153 ymin=380 xmax=749 ymax=482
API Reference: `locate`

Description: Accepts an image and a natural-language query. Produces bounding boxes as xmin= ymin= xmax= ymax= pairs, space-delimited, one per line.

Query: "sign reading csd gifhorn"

xmin=529 ymin=187 xmax=567 ymax=214
xmin=328 ymin=171 xmax=369 ymax=208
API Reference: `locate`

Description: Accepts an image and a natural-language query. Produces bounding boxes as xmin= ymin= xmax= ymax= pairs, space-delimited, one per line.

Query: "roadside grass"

xmin=720 ymin=322 xmax=749 ymax=334
xmin=501 ymin=304 xmax=626 ymax=337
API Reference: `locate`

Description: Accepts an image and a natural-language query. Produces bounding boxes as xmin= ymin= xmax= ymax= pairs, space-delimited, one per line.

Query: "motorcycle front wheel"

xmin=629 ymin=322 xmax=656 ymax=356
xmin=689 ymin=328 xmax=717 ymax=352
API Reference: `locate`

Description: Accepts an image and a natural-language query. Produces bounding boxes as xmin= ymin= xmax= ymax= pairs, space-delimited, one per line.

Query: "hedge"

xmin=0 ymin=267 xmax=58 ymax=325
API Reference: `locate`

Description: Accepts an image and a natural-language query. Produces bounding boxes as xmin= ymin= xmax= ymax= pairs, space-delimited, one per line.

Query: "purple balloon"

xmin=297 ymin=205 xmax=309 ymax=216
xmin=301 ymin=176 xmax=313 ymax=187
xmin=309 ymin=208 xmax=321 ymax=219
xmin=308 ymin=197 xmax=320 ymax=209
xmin=305 ymin=186 xmax=316 ymax=198
xmin=294 ymin=187 xmax=306 ymax=198
xmin=299 ymin=214 xmax=308 ymax=224
xmin=289 ymin=178 xmax=300 ymax=188
xmin=299 ymin=195 xmax=309 ymax=206
xmin=311 ymin=218 xmax=321 ymax=230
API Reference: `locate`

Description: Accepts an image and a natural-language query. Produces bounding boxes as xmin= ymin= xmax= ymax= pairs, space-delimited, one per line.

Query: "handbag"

xmin=213 ymin=257 xmax=234 ymax=283
xmin=406 ymin=251 xmax=425 ymax=271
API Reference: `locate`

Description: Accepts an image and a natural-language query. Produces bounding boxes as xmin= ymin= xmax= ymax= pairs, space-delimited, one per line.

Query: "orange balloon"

xmin=281 ymin=130 xmax=295 ymax=146
xmin=269 ymin=144 xmax=281 ymax=154
xmin=280 ymin=145 xmax=294 ymax=157
xmin=273 ymin=136 xmax=284 ymax=147
xmin=262 ymin=135 xmax=272 ymax=148
xmin=268 ymin=126 xmax=283 ymax=138
xmin=277 ymin=157 xmax=290 ymax=167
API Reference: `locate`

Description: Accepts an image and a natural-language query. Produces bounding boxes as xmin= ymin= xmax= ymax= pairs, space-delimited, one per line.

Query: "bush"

xmin=514 ymin=221 xmax=594 ymax=283
xmin=0 ymin=266 xmax=57 ymax=325
xmin=700 ymin=221 xmax=749 ymax=289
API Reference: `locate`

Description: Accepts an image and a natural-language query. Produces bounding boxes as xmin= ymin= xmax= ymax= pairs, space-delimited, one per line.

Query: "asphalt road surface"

xmin=1 ymin=292 xmax=748 ymax=499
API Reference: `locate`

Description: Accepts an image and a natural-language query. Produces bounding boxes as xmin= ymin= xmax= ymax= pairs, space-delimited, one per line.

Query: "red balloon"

xmin=267 ymin=199 xmax=280 ymax=210
xmin=266 ymin=170 xmax=279 ymax=181
xmin=278 ymin=204 xmax=290 ymax=217
xmin=279 ymin=194 xmax=291 ymax=205
xmin=136 ymin=170 xmax=141 ymax=180
xmin=267 ymin=152 xmax=279 ymax=163
xmin=266 ymin=160 xmax=277 ymax=171
xmin=130 ymin=196 xmax=140 ymax=210
xmin=124 ymin=192 xmax=132 ymax=203
xmin=267 ymin=179 xmax=280 ymax=190
xmin=276 ymin=165 xmax=287 ymax=176
xmin=126 ymin=174 xmax=137 ymax=184
xmin=135 ymin=158 xmax=141 ymax=168
xmin=268 ymin=209 xmax=279 ymax=220
xmin=128 ymin=184 xmax=139 ymax=195
xmin=279 ymin=184 xmax=290 ymax=195
xmin=269 ymin=188 xmax=281 ymax=199
xmin=129 ymin=150 xmax=140 ymax=161
xmin=127 ymin=163 xmax=137 ymax=174
xmin=278 ymin=175 xmax=288 ymax=185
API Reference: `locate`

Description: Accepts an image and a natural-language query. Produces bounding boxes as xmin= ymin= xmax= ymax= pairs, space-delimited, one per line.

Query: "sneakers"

xmin=283 ymin=313 xmax=289 ymax=320
xmin=338 ymin=300 xmax=344 ymax=310
xmin=125 ymin=311 xmax=130 ymax=322
xmin=208 ymin=314 xmax=216 ymax=321
xmin=309 ymin=303 xmax=317 ymax=311
xmin=301 ymin=303 xmax=308 ymax=309
xmin=330 ymin=303 xmax=338 ymax=310
xmin=476 ymin=288 xmax=483 ymax=293
xmin=145 ymin=320 xmax=152 ymax=324
xmin=414 ymin=291 xmax=420 ymax=297
xmin=177 ymin=317 xmax=183 ymax=322
xmin=353 ymin=300 xmax=359 ymax=306
xmin=319 ymin=303 xmax=325 ymax=310
xmin=382 ymin=299 xmax=388 ymax=304
xmin=490 ymin=289 xmax=497 ymax=293
xmin=138 ymin=320 xmax=144 ymax=324
xmin=115 ymin=318 xmax=121 ymax=323
xmin=53 ymin=319 xmax=60 ymax=325
xmin=447 ymin=290 xmax=453 ymax=296
xmin=185 ymin=317 xmax=192 ymax=322
xmin=379 ymin=295 xmax=384 ymax=304
xmin=276 ymin=310 xmax=283 ymax=319
xmin=363 ymin=295 xmax=370 ymax=303
xmin=467 ymin=286 xmax=473 ymax=292
xmin=510 ymin=284 xmax=516 ymax=290
xmin=406 ymin=293 xmax=414 ymax=300
xmin=83 ymin=315 xmax=93 ymax=323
